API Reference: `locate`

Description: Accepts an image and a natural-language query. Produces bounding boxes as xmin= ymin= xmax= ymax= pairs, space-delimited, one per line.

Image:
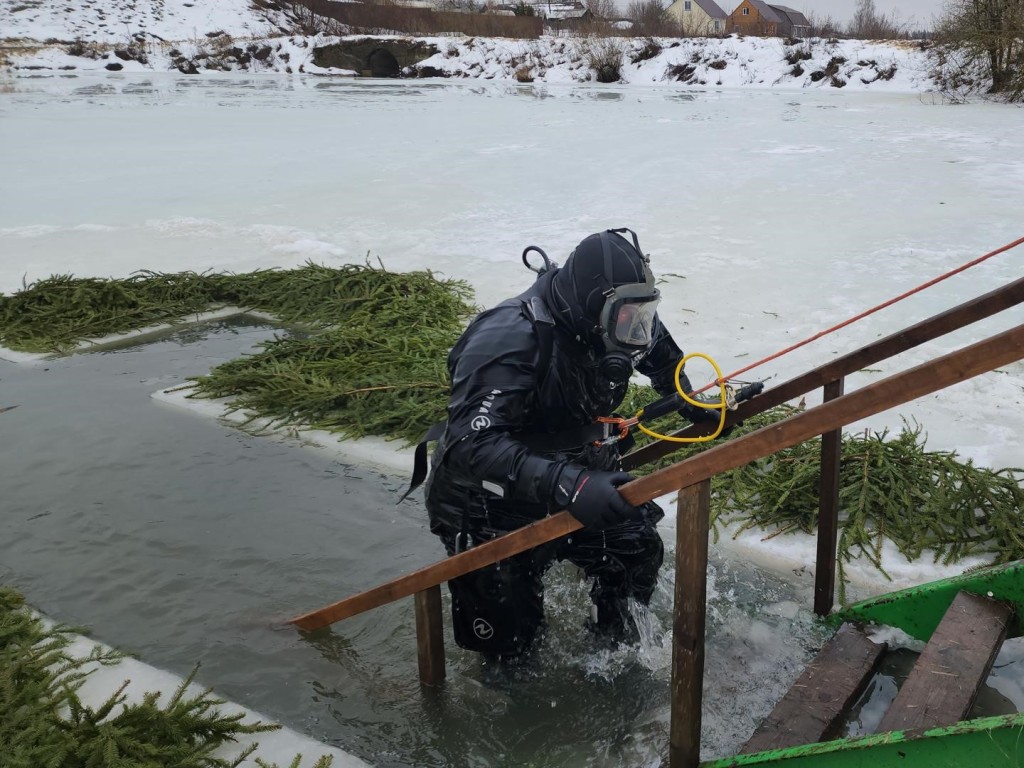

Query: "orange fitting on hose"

xmin=595 ymin=416 xmax=631 ymax=443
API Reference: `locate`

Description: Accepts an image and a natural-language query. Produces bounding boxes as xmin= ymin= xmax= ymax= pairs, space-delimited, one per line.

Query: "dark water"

xmin=0 ymin=319 xmax=1019 ymax=767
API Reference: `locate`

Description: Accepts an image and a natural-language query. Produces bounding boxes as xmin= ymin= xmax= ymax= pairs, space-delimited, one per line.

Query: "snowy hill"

xmin=0 ymin=0 xmax=274 ymax=42
xmin=0 ymin=0 xmax=941 ymax=91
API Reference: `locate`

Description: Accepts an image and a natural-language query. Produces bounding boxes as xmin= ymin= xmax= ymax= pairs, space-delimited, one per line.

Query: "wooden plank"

xmin=414 ymin=585 xmax=445 ymax=687
xmin=740 ymin=623 xmax=886 ymax=754
xmin=876 ymin=591 xmax=1012 ymax=734
xmin=814 ymin=377 xmax=845 ymax=617
xmin=288 ymin=322 xmax=1024 ymax=630
xmin=670 ymin=480 xmax=711 ymax=768
xmin=622 ymin=276 xmax=1024 ymax=471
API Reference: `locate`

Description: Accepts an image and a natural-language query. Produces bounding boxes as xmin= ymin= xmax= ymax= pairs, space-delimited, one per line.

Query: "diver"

xmin=419 ymin=228 xmax=717 ymax=659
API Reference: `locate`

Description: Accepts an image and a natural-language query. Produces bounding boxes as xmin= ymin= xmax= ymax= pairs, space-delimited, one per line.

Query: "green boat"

xmin=704 ymin=560 xmax=1024 ymax=767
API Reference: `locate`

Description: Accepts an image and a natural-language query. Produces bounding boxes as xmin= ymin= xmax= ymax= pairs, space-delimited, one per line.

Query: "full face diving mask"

xmin=596 ymin=229 xmax=661 ymax=357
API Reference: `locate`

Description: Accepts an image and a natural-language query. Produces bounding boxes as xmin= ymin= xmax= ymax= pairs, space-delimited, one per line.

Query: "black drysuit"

xmin=425 ymin=270 xmax=687 ymax=657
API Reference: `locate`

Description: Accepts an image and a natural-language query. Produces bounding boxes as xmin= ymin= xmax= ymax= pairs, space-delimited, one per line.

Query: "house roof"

xmin=692 ymin=0 xmax=728 ymax=19
xmin=743 ymin=0 xmax=783 ymax=23
xmin=521 ymin=0 xmax=588 ymax=19
xmin=767 ymin=4 xmax=810 ymax=26
xmin=546 ymin=6 xmax=589 ymax=18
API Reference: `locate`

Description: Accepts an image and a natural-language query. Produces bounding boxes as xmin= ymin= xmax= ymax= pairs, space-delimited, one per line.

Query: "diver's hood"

xmin=545 ymin=228 xmax=660 ymax=354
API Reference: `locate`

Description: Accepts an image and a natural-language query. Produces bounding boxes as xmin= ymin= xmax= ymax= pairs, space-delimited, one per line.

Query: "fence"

xmin=291 ymin=0 xmax=543 ymax=38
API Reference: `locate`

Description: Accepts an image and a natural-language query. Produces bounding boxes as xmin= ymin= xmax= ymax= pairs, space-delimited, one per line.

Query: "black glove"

xmin=551 ymin=467 xmax=642 ymax=530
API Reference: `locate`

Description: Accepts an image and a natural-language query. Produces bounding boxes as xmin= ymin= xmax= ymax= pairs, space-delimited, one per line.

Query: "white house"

xmin=664 ymin=0 xmax=728 ymax=36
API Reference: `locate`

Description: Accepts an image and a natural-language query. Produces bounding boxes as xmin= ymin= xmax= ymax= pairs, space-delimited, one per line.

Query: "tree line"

xmin=935 ymin=0 xmax=1023 ymax=99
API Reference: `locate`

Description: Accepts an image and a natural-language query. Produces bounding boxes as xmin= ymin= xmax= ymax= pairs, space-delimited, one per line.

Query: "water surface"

xmin=2 ymin=74 xmax=1022 ymax=766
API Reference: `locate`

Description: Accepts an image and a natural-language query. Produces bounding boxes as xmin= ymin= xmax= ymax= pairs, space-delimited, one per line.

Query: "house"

xmin=545 ymin=4 xmax=593 ymax=25
xmin=664 ymin=0 xmax=728 ymax=36
xmin=729 ymin=0 xmax=811 ymax=37
xmin=729 ymin=0 xmax=782 ymax=36
xmin=767 ymin=4 xmax=811 ymax=37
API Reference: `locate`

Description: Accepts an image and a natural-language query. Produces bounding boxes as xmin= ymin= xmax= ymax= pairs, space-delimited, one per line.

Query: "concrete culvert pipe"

xmin=367 ymin=48 xmax=400 ymax=77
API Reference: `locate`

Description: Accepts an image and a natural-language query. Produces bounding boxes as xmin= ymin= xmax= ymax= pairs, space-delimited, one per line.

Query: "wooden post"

xmin=670 ymin=479 xmax=711 ymax=768
xmin=815 ymin=377 xmax=845 ymax=617
xmin=414 ymin=585 xmax=445 ymax=686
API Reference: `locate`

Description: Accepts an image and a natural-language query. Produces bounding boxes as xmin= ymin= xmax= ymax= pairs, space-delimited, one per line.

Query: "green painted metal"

xmin=700 ymin=712 xmax=1024 ymax=767
xmin=830 ymin=560 xmax=1024 ymax=642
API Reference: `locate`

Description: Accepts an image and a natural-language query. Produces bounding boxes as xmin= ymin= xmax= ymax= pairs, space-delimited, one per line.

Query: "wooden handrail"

xmin=626 ymin=322 xmax=1022 ymax=500
xmin=289 ymin=321 xmax=1024 ymax=631
xmin=622 ymin=275 xmax=1024 ymax=470
xmin=291 ymin=512 xmax=581 ymax=630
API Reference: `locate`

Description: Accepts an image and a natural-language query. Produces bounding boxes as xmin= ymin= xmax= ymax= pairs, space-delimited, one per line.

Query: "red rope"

xmin=691 ymin=235 xmax=1024 ymax=396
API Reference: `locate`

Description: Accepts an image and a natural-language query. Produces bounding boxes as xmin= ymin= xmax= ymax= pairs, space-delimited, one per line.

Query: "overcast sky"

xmin=760 ymin=0 xmax=946 ymax=27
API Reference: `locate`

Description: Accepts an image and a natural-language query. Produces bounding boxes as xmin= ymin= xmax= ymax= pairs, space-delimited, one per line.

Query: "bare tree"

xmin=847 ymin=0 xmax=907 ymax=38
xmin=804 ymin=9 xmax=842 ymax=37
xmin=933 ymin=0 xmax=1024 ymax=99
xmin=849 ymin=0 xmax=877 ymax=36
xmin=626 ymin=0 xmax=674 ymax=36
xmin=585 ymin=0 xmax=618 ymax=21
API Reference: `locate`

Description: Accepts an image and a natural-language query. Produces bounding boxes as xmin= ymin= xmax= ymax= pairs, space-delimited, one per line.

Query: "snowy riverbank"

xmin=2 ymin=31 xmax=939 ymax=93
xmin=0 ymin=0 xmax=941 ymax=92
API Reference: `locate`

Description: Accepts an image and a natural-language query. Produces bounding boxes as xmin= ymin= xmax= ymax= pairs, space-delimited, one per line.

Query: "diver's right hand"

xmin=552 ymin=467 xmax=642 ymax=530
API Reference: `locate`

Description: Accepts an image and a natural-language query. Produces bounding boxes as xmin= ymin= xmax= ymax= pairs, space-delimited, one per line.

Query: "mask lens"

xmin=613 ymin=298 xmax=659 ymax=347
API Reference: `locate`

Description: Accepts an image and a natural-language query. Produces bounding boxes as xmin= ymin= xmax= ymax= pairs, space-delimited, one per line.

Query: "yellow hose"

xmin=634 ymin=352 xmax=728 ymax=443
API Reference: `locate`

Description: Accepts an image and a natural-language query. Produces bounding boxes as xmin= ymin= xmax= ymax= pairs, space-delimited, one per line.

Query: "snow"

xmin=2 ymin=0 xmax=945 ymax=92
xmin=152 ymin=382 xmax=415 ymax=478
xmin=416 ymin=35 xmax=934 ymax=91
xmin=0 ymin=0 xmax=274 ymax=44
xmin=719 ymin=518 xmax=997 ymax=601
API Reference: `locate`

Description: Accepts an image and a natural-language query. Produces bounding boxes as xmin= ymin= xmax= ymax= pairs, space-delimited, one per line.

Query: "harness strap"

xmin=398 ymin=420 xmax=446 ymax=503
xmin=398 ymin=294 xmax=557 ymax=504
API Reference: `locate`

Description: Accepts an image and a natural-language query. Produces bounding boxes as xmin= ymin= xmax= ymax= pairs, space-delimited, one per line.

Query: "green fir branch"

xmin=0 ymin=587 xmax=333 ymax=768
